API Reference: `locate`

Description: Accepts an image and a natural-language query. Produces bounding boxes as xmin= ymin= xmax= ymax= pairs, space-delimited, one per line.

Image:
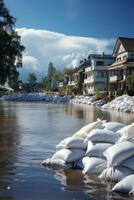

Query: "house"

xmin=63 ymin=60 xmax=89 ymax=95
xmin=108 ymin=37 xmax=134 ymax=95
xmin=83 ymin=53 xmax=114 ymax=95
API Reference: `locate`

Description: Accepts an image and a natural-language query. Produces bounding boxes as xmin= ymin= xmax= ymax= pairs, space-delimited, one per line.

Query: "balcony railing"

xmin=109 ymin=75 xmax=123 ymax=82
xmin=68 ymin=81 xmax=77 ymax=86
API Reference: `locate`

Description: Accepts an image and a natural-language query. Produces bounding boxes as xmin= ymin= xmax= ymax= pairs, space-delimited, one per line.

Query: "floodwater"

xmin=0 ymin=101 xmax=134 ymax=200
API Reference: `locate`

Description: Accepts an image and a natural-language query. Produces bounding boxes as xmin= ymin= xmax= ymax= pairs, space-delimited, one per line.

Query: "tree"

xmin=48 ymin=62 xmax=56 ymax=78
xmin=95 ymin=86 xmax=101 ymax=100
xmin=27 ymin=73 xmax=37 ymax=85
xmin=0 ymin=0 xmax=25 ymax=86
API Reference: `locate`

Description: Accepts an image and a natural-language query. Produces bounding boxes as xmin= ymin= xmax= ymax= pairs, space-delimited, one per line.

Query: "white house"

xmin=83 ymin=54 xmax=114 ymax=95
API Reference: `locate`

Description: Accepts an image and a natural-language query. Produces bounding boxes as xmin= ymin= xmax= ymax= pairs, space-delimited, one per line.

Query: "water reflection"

xmin=67 ymin=104 xmax=134 ymax=124
xmin=0 ymin=101 xmax=20 ymax=199
xmin=53 ymin=168 xmax=133 ymax=200
xmin=55 ymin=169 xmax=85 ymax=190
xmin=0 ymin=101 xmax=134 ymax=200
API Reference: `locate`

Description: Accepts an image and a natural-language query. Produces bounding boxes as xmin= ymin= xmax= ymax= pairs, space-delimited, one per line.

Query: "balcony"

xmin=84 ymin=77 xmax=94 ymax=84
xmin=85 ymin=66 xmax=92 ymax=72
xmin=59 ymin=82 xmax=64 ymax=87
xmin=109 ymin=75 xmax=123 ymax=82
xmin=68 ymin=81 xmax=77 ymax=86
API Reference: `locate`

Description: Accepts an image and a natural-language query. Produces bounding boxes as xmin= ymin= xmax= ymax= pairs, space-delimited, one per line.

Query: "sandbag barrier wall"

xmin=42 ymin=120 xmax=134 ymax=195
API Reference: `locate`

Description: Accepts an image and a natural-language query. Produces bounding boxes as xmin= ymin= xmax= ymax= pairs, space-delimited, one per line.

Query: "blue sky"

xmin=4 ymin=0 xmax=134 ymax=80
xmin=5 ymin=0 xmax=134 ymax=38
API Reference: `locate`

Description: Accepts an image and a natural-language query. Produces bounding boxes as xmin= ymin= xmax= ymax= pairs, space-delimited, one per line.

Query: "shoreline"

xmin=2 ymin=93 xmax=134 ymax=113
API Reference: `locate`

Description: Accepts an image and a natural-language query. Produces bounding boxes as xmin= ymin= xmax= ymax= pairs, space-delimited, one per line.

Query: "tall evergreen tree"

xmin=27 ymin=72 xmax=37 ymax=85
xmin=48 ymin=62 xmax=56 ymax=78
xmin=0 ymin=0 xmax=25 ymax=86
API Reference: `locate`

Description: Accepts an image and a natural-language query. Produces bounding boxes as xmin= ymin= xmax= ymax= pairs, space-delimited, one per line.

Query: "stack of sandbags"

xmin=42 ymin=119 xmax=104 ymax=169
xmin=42 ymin=136 xmax=86 ymax=169
xmin=101 ymin=94 xmax=134 ymax=113
xmin=99 ymin=141 xmax=134 ymax=182
xmin=80 ymin=128 xmax=120 ymax=174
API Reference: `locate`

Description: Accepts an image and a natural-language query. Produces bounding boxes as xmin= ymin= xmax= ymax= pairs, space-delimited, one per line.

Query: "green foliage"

xmin=95 ymin=86 xmax=101 ymax=99
xmin=0 ymin=0 xmax=25 ymax=86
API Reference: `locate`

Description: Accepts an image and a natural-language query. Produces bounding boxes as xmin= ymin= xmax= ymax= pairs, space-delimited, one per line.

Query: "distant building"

xmin=83 ymin=54 xmax=114 ymax=95
xmin=108 ymin=37 xmax=134 ymax=95
xmin=67 ymin=59 xmax=89 ymax=95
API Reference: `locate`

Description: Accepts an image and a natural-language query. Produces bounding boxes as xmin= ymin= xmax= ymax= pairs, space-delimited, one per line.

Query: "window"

xmin=96 ymin=61 xmax=104 ymax=66
xmin=116 ymin=57 xmax=121 ymax=61
xmin=123 ymin=55 xmax=127 ymax=60
xmin=131 ymin=54 xmax=134 ymax=58
xmin=96 ymin=71 xmax=105 ymax=78
xmin=85 ymin=74 xmax=87 ymax=79
xmin=101 ymin=72 xmax=104 ymax=78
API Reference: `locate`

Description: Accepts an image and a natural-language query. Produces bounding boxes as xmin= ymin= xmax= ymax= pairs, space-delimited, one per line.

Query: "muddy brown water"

xmin=0 ymin=101 xmax=133 ymax=200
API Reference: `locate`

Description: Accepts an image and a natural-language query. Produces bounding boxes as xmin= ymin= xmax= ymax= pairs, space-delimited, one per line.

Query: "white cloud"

xmin=23 ymin=55 xmax=41 ymax=71
xmin=16 ymin=28 xmax=115 ymax=81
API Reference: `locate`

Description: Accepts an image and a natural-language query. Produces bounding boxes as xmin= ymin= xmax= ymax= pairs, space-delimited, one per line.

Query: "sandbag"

xmin=51 ymin=148 xmax=85 ymax=163
xmin=86 ymin=141 xmax=112 ymax=158
xmin=99 ymin=166 xmax=133 ymax=182
xmin=82 ymin=156 xmax=106 ymax=174
xmin=104 ymin=141 xmax=134 ymax=167
xmin=102 ymin=122 xmax=125 ymax=132
xmin=122 ymin=156 xmax=134 ymax=171
xmin=85 ymin=129 xmax=119 ymax=144
xmin=42 ymin=158 xmax=73 ymax=169
xmin=112 ymin=174 xmax=134 ymax=193
xmin=73 ymin=119 xmax=103 ymax=138
xmin=56 ymin=136 xmax=87 ymax=150
xmin=117 ymin=123 xmax=134 ymax=139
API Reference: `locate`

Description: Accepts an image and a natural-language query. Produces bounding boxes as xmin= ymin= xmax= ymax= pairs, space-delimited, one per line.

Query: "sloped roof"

xmin=113 ymin=37 xmax=134 ymax=56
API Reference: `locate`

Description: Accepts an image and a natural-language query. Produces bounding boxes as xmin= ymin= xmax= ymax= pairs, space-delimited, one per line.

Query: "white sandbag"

xmin=86 ymin=141 xmax=112 ymax=158
xmin=56 ymin=136 xmax=87 ymax=150
xmin=122 ymin=156 xmax=134 ymax=171
xmin=73 ymin=119 xmax=103 ymax=138
xmin=112 ymin=174 xmax=134 ymax=193
xmin=85 ymin=129 xmax=119 ymax=144
xmin=51 ymin=148 xmax=85 ymax=163
xmin=99 ymin=166 xmax=133 ymax=182
xmin=42 ymin=158 xmax=73 ymax=169
xmin=82 ymin=157 xmax=106 ymax=174
xmin=102 ymin=122 xmax=125 ymax=132
xmin=104 ymin=141 xmax=134 ymax=167
xmin=117 ymin=123 xmax=134 ymax=139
